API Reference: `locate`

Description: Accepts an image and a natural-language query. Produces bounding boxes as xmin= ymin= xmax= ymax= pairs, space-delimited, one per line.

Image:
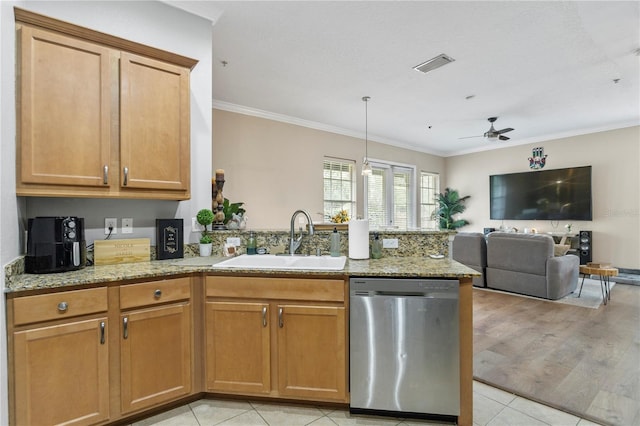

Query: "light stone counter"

xmin=5 ymin=255 xmax=478 ymax=294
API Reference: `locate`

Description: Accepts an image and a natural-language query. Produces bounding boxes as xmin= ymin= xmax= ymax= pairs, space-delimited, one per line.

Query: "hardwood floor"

xmin=473 ymin=283 xmax=640 ymax=426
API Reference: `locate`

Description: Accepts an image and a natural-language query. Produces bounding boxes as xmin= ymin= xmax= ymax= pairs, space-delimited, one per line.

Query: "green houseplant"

xmin=437 ymin=188 xmax=470 ymax=230
xmin=222 ymin=198 xmax=246 ymax=225
xmin=196 ymin=208 xmax=214 ymax=256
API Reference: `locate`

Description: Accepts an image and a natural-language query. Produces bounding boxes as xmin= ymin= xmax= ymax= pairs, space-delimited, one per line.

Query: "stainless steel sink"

xmin=212 ymin=254 xmax=347 ymax=270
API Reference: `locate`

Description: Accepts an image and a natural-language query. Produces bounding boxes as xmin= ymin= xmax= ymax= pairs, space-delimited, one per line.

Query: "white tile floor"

xmin=132 ymin=381 xmax=602 ymax=426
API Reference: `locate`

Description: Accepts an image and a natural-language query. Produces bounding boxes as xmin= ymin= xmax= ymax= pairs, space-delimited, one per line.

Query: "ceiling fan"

xmin=460 ymin=117 xmax=514 ymax=141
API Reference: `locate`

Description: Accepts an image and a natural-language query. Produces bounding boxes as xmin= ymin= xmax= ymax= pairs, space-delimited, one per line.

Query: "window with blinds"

xmin=323 ymin=158 xmax=356 ymax=222
xmin=365 ymin=162 xmax=416 ymax=229
xmin=420 ymin=172 xmax=440 ymax=229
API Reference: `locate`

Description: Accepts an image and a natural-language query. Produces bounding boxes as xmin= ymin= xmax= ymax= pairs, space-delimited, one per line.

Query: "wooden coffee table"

xmin=579 ymin=265 xmax=618 ymax=305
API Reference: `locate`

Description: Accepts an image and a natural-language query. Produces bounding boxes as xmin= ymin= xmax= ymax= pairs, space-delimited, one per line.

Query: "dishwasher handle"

xmin=352 ymin=289 xmax=458 ymax=299
xmin=375 ymin=291 xmax=427 ymax=297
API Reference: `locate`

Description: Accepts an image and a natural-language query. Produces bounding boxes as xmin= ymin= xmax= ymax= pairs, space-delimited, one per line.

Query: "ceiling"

xmin=165 ymin=1 xmax=640 ymax=157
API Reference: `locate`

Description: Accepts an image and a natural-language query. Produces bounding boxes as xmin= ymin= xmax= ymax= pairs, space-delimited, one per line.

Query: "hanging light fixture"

xmin=361 ymin=96 xmax=372 ymax=176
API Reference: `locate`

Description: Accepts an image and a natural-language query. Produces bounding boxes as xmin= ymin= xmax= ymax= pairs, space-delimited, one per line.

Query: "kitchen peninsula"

xmin=5 ymin=254 xmax=478 ymax=426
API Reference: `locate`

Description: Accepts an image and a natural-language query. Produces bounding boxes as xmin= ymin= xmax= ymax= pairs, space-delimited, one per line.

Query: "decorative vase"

xmin=199 ymin=243 xmax=213 ymax=257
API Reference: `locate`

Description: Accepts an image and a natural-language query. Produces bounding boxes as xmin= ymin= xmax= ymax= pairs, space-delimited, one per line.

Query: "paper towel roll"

xmin=348 ymin=219 xmax=369 ymax=259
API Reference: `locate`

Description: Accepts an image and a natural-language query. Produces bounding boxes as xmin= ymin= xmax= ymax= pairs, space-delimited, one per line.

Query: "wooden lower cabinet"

xmin=205 ymin=301 xmax=271 ymax=394
xmin=277 ymin=304 xmax=346 ymax=400
xmin=120 ymin=303 xmax=192 ymax=413
xmin=119 ymin=279 xmax=193 ymax=414
xmin=8 ymin=274 xmax=349 ymax=425
xmin=13 ymin=318 xmax=110 ymax=426
xmin=205 ymin=276 xmax=348 ymax=403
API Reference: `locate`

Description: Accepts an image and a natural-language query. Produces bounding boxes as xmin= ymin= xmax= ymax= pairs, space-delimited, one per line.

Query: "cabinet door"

xmin=277 ymin=304 xmax=347 ymax=401
xmin=120 ymin=303 xmax=191 ymax=414
xmin=120 ymin=52 xmax=190 ymax=194
xmin=18 ymin=25 xmax=114 ymax=190
xmin=13 ymin=318 xmax=109 ymax=426
xmin=205 ymin=301 xmax=271 ymax=394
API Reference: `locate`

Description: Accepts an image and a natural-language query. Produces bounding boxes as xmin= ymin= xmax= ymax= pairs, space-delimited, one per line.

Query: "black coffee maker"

xmin=25 ymin=216 xmax=86 ymax=274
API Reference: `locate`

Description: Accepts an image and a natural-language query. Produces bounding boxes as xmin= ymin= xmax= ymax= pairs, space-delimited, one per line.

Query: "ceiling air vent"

xmin=413 ymin=54 xmax=455 ymax=74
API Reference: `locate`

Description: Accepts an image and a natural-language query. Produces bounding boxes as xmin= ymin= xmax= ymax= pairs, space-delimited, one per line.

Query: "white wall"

xmin=213 ymin=109 xmax=445 ymax=228
xmin=0 ymin=2 xmax=20 ymax=423
xmin=445 ymin=126 xmax=640 ymax=269
xmin=1 ymin=2 xmax=213 ymax=423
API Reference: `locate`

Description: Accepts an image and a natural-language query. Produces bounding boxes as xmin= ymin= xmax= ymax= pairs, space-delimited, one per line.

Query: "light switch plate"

xmin=122 ymin=218 xmax=133 ymax=234
xmin=227 ymin=237 xmax=241 ymax=246
xmin=191 ymin=217 xmax=204 ymax=233
xmin=383 ymin=238 xmax=399 ymax=249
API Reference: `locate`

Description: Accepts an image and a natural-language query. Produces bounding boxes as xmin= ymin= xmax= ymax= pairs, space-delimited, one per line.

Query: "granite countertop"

xmin=5 ymin=255 xmax=479 ymax=294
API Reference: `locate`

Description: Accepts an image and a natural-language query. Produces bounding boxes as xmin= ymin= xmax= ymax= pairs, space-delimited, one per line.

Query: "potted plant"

xmin=437 ymin=188 xmax=470 ymax=230
xmin=223 ymin=198 xmax=246 ymax=229
xmin=196 ymin=208 xmax=214 ymax=256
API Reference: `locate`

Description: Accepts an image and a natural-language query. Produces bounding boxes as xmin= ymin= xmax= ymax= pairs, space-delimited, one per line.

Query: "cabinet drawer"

xmin=206 ymin=276 xmax=345 ymax=302
xmin=13 ymin=287 xmax=107 ymax=326
xmin=120 ymin=277 xmax=191 ymax=309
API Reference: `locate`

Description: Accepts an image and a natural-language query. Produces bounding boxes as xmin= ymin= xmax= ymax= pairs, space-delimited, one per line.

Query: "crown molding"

xmin=211 ymin=100 xmax=448 ymax=157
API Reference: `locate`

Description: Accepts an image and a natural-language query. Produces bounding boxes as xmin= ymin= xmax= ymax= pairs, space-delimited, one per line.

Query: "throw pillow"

xmin=554 ymin=244 xmax=570 ymax=256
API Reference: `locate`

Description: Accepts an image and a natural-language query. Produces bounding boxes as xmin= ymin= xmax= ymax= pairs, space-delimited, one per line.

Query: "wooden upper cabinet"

xmin=17 ymin=25 xmax=114 ymax=190
xmin=15 ymin=8 xmax=197 ymax=200
xmin=120 ymin=53 xmax=190 ymax=192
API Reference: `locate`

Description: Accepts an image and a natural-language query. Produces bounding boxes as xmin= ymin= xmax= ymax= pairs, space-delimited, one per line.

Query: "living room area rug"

xmin=473 ymin=283 xmax=640 ymax=426
xmin=475 ymin=277 xmax=616 ymax=309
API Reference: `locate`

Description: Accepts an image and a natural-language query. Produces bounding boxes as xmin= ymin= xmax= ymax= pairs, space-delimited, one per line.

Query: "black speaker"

xmin=579 ymin=231 xmax=592 ymax=264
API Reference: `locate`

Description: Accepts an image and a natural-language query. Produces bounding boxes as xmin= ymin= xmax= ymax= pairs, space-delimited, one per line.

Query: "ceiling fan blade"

xmin=499 ymin=135 xmax=510 ymax=141
xmin=458 ymin=135 xmax=483 ymax=139
xmin=496 ymin=127 xmax=514 ymax=134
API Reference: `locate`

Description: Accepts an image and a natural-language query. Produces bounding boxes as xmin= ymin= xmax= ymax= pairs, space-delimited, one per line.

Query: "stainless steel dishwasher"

xmin=349 ymin=277 xmax=459 ymax=419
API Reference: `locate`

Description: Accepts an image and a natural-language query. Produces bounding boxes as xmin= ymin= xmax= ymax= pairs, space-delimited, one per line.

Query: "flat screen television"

xmin=490 ymin=166 xmax=592 ymax=221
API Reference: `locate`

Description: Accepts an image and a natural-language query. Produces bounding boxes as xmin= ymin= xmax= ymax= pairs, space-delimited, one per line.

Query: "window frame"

xmin=364 ymin=159 xmax=417 ymax=229
xmin=322 ymin=157 xmax=356 ymax=222
xmin=419 ymin=171 xmax=440 ymax=230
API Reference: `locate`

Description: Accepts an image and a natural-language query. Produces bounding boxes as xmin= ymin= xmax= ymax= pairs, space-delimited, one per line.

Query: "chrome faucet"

xmin=289 ymin=210 xmax=315 ymax=255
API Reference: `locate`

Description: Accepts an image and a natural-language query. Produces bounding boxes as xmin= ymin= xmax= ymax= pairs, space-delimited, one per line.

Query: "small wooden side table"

xmin=579 ymin=265 xmax=618 ymax=305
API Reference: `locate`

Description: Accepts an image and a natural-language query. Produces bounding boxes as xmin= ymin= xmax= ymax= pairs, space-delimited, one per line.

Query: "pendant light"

xmin=361 ymin=96 xmax=372 ymax=176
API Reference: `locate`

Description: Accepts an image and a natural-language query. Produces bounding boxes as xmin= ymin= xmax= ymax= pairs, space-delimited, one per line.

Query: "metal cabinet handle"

xmin=123 ymin=317 xmax=128 ymax=339
xmin=262 ymin=306 xmax=267 ymax=327
xmin=154 ymin=289 xmax=162 ymax=299
xmin=278 ymin=307 xmax=284 ymax=328
xmin=100 ymin=321 xmax=106 ymax=345
xmin=123 ymin=167 xmax=129 ymax=186
xmin=103 ymin=165 xmax=109 ymax=184
xmin=57 ymin=302 xmax=68 ymax=312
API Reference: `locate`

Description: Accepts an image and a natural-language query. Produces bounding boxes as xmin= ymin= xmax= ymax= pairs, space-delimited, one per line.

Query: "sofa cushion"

xmin=452 ymin=232 xmax=487 ymax=287
xmin=487 ymin=232 xmax=553 ymax=276
xmin=486 ymin=267 xmax=548 ymax=298
xmin=453 ymin=232 xmax=487 ymax=267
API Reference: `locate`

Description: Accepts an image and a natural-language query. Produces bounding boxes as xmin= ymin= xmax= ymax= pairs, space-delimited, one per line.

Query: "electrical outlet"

xmin=122 ymin=218 xmax=133 ymax=234
xmin=383 ymin=238 xmax=399 ymax=249
xmin=105 ymin=218 xmax=117 ymax=235
xmin=227 ymin=237 xmax=241 ymax=246
xmin=192 ymin=217 xmax=204 ymax=233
